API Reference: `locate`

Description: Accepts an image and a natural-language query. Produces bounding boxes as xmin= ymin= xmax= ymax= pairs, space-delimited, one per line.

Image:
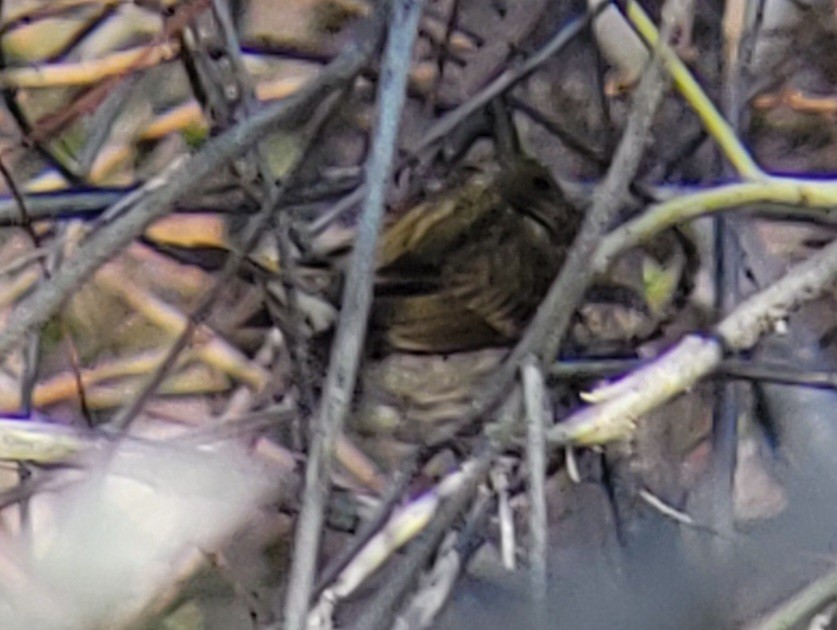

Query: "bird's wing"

xmin=376 ymin=176 xmax=500 ymax=273
xmin=372 ymin=289 xmax=516 ymax=353
xmin=373 ymin=219 xmax=557 ymax=353
xmin=455 ymin=230 xmax=551 ymax=338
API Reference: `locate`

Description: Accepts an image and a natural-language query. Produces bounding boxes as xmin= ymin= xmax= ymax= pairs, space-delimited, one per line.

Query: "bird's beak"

xmin=521 ymin=198 xmax=561 ymax=238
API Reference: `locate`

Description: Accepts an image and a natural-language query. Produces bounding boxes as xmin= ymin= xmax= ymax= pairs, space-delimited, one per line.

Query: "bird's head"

xmin=497 ymin=158 xmax=578 ymax=239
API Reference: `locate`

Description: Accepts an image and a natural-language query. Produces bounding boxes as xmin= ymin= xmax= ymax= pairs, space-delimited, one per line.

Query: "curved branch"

xmin=549 ymin=235 xmax=837 ymax=446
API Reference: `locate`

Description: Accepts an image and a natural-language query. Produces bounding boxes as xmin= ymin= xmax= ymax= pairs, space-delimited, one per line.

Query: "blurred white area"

xmin=0 ymin=439 xmax=282 ymax=629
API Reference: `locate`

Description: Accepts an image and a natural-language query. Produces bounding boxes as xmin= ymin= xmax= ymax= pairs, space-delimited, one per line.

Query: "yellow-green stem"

xmin=626 ymin=1 xmax=765 ymax=181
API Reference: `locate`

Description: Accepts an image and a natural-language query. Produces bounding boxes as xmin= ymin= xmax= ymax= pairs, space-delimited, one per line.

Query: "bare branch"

xmin=550 ymin=235 xmax=837 ymax=446
xmin=522 ymin=357 xmax=548 ymax=603
xmin=459 ymin=0 xmax=680 ymax=429
xmin=0 ymin=15 xmax=384 ymax=361
xmin=281 ymin=2 xmax=423 ymax=628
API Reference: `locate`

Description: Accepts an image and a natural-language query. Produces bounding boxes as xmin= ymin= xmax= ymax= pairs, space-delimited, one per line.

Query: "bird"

xmin=369 ymin=157 xmax=583 ymax=354
xmin=138 ymin=157 xmax=584 ymax=357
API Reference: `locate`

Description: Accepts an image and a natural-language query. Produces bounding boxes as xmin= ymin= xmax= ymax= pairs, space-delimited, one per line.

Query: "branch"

xmin=625 ymin=0 xmax=764 ymax=180
xmin=0 ymin=15 xmax=384 ymax=361
xmin=281 ymin=2 xmax=422 ymax=628
xmin=306 ymin=11 xmax=595 ymax=236
xmin=549 ymin=235 xmax=837 ymax=446
xmin=460 ymin=0 xmax=681 ymax=427
xmin=595 ymin=177 xmax=837 ymax=270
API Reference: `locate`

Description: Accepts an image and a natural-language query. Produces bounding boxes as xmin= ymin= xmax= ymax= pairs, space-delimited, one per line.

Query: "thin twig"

xmin=313 ymin=455 xmax=419 ymax=598
xmin=281 ymin=2 xmax=420 ymax=628
xmin=492 ymin=460 xmax=515 ymax=570
xmin=550 ymin=357 xmax=837 ymax=390
xmin=522 ymin=356 xmax=548 ymax=603
xmin=625 ymin=0 xmax=764 ymax=180
xmin=342 ymin=452 xmax=495 ymax=630
xmin=550 ymin=235 xmax=837 ymax=446
xmin=710 ymin=0 xmax=759 ymax=539
xmin=337 ymin=391 xmax=522 ymax=630
xmin=210 ymin=0 xmax=320 ymax=425
xmin=507 ymin=94 xmax=608 ymax=168
xmin=639 ymin=487 xmax=697 ymax=526
xmin=0 ymin=16 xmax=384 ymax=361
xmin=77 ymin=74 xmax=141 ymax=176
xmin=0 ymin=188 xmax=252 ymax=225
xmin=407 ymin=10 xmax=599 ymax=160
xmin=106 ymin=85 xmax=350 ymax=433
xmin=306 ymin=11 xmax=595 ymax=236
xmin=0 ymin=156 xmax=45 ymax=416
xmin=460 ymin=0 xmax=677 ymax=430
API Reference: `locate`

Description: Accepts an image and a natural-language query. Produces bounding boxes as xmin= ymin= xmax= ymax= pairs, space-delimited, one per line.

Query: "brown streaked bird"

xmin=140 ymin=158 xmax=582 ymax=357
xmin=370 ymin=158 xmax=583 ymax=354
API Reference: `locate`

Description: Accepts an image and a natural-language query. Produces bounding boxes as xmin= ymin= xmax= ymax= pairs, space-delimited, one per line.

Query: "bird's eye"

xmin=532 ymin=176 xmax=552 ymax=191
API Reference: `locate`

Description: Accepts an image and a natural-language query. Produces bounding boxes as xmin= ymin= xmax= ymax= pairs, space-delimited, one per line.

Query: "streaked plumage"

xmin=371 ymin=158 xmax=583 ymax=353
